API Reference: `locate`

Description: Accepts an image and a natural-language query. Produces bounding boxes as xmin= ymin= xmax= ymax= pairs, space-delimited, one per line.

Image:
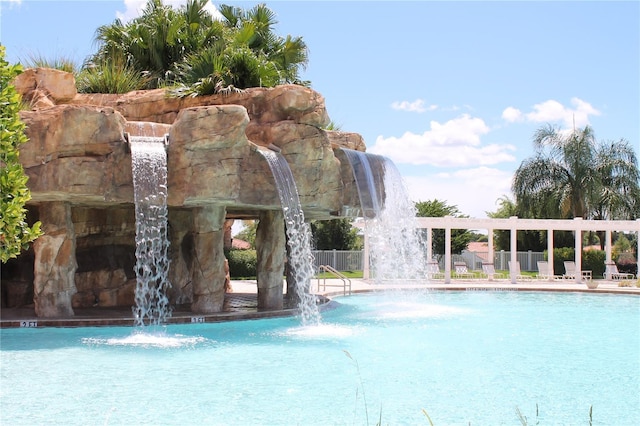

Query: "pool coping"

xmin=1 ymin=279 xmax=638 ymax=328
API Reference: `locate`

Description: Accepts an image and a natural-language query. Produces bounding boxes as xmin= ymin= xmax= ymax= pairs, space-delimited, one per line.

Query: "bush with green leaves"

xmin=582 ymin=249 xmax=605 ymax=278
xmin=0 ymin=46 xmax=42 ymax=262
xmin=226 ymin=249 xmax=257 ymax=278
xmin=76 ymin=58 xmax=151 ymax=94
xmin=91 ymin=1 xmax=309 ymax=95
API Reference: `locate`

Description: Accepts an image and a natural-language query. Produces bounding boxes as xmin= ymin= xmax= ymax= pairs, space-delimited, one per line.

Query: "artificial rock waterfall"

xmin=1 ymin=68 xmax=372 ymax=318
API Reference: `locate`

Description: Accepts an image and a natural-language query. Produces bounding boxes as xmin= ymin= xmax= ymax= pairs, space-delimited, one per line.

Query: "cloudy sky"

xmin=1 ymin=0 xmax=638 ymax=218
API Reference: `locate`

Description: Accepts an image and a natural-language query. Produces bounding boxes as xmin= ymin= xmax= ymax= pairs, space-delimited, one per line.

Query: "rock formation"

xmin=1 ymin=68 xmax=368 ymax=317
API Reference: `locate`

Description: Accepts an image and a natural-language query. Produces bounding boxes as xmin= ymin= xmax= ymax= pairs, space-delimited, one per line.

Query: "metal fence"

xmin=311 ymin=250 xmax=364 ymax=272
xmin=312 ymin=250 xmax=546 ymax=272
xmin=454 ymin=250 xmax=546 ymax=272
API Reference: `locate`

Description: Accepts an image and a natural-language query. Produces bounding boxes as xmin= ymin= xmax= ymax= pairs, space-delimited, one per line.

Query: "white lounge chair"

xmin=536 ymin=261 xmax=561 ymax=280
xmin=509 ymin=261 xmax=532 ymax=281
xmin=426 ymin=261 xmax=444 ymax=280
xmin=604 ymin=262 xmax=635 ymax=280
xmin=453 ymin=261 xmax=473 ymax=279
xmin=563 ymin=261 xmax=592 ymax=281
xmin=482 ymin=262 xmax=506 ymax=280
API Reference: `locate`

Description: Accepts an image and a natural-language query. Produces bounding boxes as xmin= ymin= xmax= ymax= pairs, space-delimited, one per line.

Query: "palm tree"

xmin=512 ymin=124 xmax=640 ymax=221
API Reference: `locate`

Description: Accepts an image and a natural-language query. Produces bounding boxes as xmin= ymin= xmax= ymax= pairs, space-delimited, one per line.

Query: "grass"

xmin=315 ymin=270 xmax=363 ymax=279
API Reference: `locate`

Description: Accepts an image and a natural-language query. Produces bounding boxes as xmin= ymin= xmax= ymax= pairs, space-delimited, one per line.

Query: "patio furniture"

xmin=604 ymin=262 xmax=635 ymax=280
xmin=453 ymin=261 xmax=473 ymax=279
xmin=426 ymin=261 xmax=444 ymax=280
xmin=536 ymin=261 xmax=562 ymax=280
xmin=509 ymin=261 xmax=532 ymax=281
xmin=481 ymin=262 xmax=506 ymax=280
xmin=563 ymin=261 xmax=592 ymax=281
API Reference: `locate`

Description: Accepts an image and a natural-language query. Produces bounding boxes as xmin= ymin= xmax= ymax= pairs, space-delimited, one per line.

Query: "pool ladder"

xmin=316 ymin=265 xmax=352 ymax=296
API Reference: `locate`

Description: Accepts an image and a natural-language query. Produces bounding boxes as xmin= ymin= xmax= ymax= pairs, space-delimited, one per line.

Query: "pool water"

xmin=1 ymin=291 xmax=639 ymax=425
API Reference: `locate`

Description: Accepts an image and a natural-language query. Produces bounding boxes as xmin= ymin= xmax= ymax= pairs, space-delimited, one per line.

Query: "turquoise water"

xmin=1 ymin=291 xmax=639 ymax=425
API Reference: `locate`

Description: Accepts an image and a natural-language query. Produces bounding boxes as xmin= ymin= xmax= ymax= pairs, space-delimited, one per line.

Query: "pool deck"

xmin=1 ymin=278 xmax=638 ymax=328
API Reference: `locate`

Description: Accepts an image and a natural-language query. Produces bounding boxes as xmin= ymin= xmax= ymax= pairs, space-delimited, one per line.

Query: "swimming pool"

xmin=1 ymin=290 xmax=638 ymax=425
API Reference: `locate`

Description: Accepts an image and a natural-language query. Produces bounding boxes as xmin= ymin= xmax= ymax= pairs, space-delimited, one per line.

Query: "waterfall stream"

xmin=129 ymin=135 xmax=172 ymax=326
xmin=259 ymin=149 xmax=321 ymax=325
xmin=342 ymin=149 xmax=427 ymax=283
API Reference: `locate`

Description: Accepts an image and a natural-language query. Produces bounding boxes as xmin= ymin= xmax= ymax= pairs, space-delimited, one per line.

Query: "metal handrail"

xmin=316 ymin=265 xmax=352 ymax=296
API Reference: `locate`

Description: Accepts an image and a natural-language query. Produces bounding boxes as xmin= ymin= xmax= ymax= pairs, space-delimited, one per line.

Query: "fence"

xmin=312 ymin=250 xmax=363 ymax=272
xmin=455 ymin=250 xmax=546 ymax=272
xmin=312 ymin=250 xmax=545 ymax=272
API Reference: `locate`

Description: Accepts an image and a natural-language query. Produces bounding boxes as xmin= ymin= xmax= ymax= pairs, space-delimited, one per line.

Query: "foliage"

xmin=487 ymin=196 xmax=546 ymax=251
xmin=549 ymin=247 xmax=574 ymax=275
xmin=582 ymin=249 xmax=605 ymax=278
xmin=415 ymin=199 xmax=472 ymax=255
xmin=225 ymin=249 xmax=257 ymax=278
xmin=513 ymin=124 xmax=640 ymax=221
xmin=233 ymin=220 xmax=257 ymax=247
xmin=91 ymin=1 xmax=309 ymax=94
xmin=21 ymin=52 xmax=77 ymax=74
xmin=310 ymin=218 xmax=361 ymax=250
xmin=547 ymin=247 xmax=606 ymax=277
xmin=76 ymin=58 xmax=151 ymax=93
xmin=612 ymin=233 xmax=633 ymax=261
xmin=0 ymin=46 xmax=42 ymax=262
xmin=616 ymin=252 xmax=638 ymax=276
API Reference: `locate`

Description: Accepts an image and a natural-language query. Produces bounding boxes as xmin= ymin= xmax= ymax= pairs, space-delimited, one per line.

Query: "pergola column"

xmin=426 ymin=227 xmax=433 ymax=262
xmin=510 ymin=218 xmax=517 ymax=284
xmin=444 ymin=225 xmax=452 ymax=284
xmin=574 ymin=218 xmax=583 ymax=283
xmin=487 ymin=228 xmax=494 ymax=265
xmin=605 ymin=229 xmax=613 ymax=280
xmin=547 ymin=229 xmax=555 ymax=281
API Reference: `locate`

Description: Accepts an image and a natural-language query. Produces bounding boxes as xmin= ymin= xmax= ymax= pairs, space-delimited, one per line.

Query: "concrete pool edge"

xmin=1 ymin=279 xmax=638 ymax=328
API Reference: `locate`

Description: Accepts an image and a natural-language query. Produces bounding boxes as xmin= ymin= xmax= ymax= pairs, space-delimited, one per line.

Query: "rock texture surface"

xmin=3 ymin=69 xmax=369 ymax=318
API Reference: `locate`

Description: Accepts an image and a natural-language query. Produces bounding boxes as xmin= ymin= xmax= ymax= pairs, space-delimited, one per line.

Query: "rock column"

xmin=255 ymin=210 xmax=285 ymax=310
xmin=190 ymin=206 xmax=227 ymax=313
xmin=33 ymin=202 xmax=77 ymax=317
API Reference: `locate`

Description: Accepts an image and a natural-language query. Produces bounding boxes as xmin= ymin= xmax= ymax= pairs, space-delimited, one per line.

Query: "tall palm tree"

xmin=512 ymin=124 xmax=640 ymax=221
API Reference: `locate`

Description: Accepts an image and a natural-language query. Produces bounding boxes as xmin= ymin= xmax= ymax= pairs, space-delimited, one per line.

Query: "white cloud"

xmin=390 ymin=99 xmax=437 ymax=113
xmin=502 ymin=106 xmax=522 ymax=122
xmin=502 ymin=97 xmax=600 ymax=129
xmin=369 ymin=114 xmax=515 ymax=167
xmin=403 ymin=167 xmax=513 ymax=218
xmin=116 ymin=0 xmax=222 ymax=22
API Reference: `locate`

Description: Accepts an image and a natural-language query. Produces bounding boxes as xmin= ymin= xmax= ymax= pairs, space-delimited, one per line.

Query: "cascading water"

xmin=129 ymin=134 xmax=172 ymax=326
xmin=259 ymin=149 xmax=321 ymax=325
xmin=342 ymin=149 xmax=427 ymax=283
xmin=341 ymin=149 xmax=386 ymax=219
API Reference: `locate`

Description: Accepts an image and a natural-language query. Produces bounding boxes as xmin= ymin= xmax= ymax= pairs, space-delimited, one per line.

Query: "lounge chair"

xmin=563 ymin=261 xmax=577 ymax=280
xmin=536 ymin=261 xmax=561 ymax=280
xmin=509 ymin=261 xmax=532 ymax=281
xmin=563 ymin=261 xmax=592 ymax=281
xmin=426 ymin=261 xmax=444 ymax=280
xmin=453 ymin=261 xmax=473 ymax=279
xmin=603 ymin=262 xmax=635 ymax=280
xmin=481 ymin=262 xmax=506 ymax=280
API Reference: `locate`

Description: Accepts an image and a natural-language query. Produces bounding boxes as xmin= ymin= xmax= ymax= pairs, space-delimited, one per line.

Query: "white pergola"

xmin=362 ymin=217 xmax=640 ymax=284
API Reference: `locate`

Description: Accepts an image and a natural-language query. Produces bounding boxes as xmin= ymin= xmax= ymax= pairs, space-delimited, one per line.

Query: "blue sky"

xmin=1 ymin=0 xmax=639 ymax=218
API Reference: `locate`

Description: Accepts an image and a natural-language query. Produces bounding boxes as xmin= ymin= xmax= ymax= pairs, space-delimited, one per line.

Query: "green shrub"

xmin=0 ymin=46 xmax=42 ymax=262
xmin=583 ymin=249 xmax=605 ymax=278
xmin=76 ymin=59 xmax=150 ymax=94
xmin=21 ymin=52 xmax=77 ymax=74
xmin=226 ymin=249 xmax=257 ymax=278
xmin=549 ymin=247 xmax=606 ymax=277
xmin=551 ymin=247 xmax=574 ymax=274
